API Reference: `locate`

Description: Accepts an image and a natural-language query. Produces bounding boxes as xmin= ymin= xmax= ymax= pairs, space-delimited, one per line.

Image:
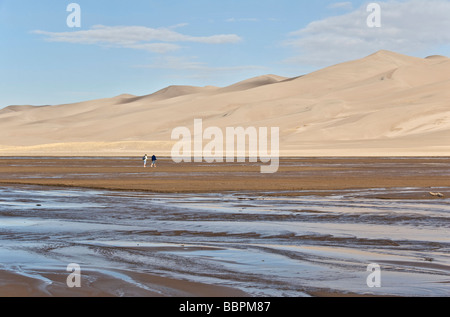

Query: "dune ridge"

xmin=1 ymin=50 xmax=450 ymax=156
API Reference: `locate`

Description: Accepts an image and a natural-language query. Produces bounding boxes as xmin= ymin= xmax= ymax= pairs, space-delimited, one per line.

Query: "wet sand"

xmin=0 ymin=269 xmax=248 ymax=297
xmin=1 ymin=157 xmax=449 ymax=297
xmin=0 ymin=157 xmax=450 ymax=197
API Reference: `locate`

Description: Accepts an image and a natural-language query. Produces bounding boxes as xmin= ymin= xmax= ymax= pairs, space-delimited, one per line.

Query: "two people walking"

xmin=143 ymin=154 xmax=157 ymax=168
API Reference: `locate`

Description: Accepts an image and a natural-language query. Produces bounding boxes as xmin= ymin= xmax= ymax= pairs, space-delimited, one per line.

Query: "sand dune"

xmin=134 ymin=85 xmax=219 ymax=102
xmin=1 ymin=50 xmax=450 ymax=156
xmin=218 ymin=74 xmax=288 ymax=93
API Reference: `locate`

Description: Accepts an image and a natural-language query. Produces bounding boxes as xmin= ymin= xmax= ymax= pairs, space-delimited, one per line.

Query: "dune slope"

xmin=1 ymin=50 xmax=450 ymax=156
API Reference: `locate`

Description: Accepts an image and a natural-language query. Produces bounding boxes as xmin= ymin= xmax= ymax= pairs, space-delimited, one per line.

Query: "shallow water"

xmin=0 ymin=185 xmax=449 ymax=296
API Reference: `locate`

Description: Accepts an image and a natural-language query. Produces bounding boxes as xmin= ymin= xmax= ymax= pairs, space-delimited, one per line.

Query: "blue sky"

xmin=1 ymin=0 xmax=450 ymax=107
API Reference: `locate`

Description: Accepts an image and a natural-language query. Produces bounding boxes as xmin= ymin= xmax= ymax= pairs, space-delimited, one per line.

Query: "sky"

xmin=1 ymin=0 xmax=450 ymax=107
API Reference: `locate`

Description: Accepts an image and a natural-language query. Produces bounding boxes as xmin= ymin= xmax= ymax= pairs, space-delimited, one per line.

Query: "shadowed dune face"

xmin=1 ymin=50 xmax=450 ymax=156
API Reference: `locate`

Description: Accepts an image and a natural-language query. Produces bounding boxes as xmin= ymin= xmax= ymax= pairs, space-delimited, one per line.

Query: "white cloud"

xmin=284 ymin=0 xmax=450 ymax=67
xmin=33 ymin=24 xmax=242 ymax=53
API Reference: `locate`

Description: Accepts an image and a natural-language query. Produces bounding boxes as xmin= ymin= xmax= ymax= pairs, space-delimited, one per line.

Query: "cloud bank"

xmin=285 ymin=0 xmax=450 ymax=67
xmin=33 ymin=25 xmax=242 ymax=53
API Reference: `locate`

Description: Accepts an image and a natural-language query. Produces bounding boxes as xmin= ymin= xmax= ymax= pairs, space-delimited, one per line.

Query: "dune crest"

xmin=218 ymin=74 xmax=288 ymax=93
xmin=1 ymin=50 xmax=450 ymax=156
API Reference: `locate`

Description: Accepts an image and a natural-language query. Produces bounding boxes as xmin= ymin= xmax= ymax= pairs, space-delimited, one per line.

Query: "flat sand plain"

xmin=0 ymin=157 xmax=449 ymax=197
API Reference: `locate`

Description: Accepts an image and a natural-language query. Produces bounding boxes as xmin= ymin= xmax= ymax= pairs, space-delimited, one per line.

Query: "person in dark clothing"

xmin=151 ymin=155 xmax=157 ymax=168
